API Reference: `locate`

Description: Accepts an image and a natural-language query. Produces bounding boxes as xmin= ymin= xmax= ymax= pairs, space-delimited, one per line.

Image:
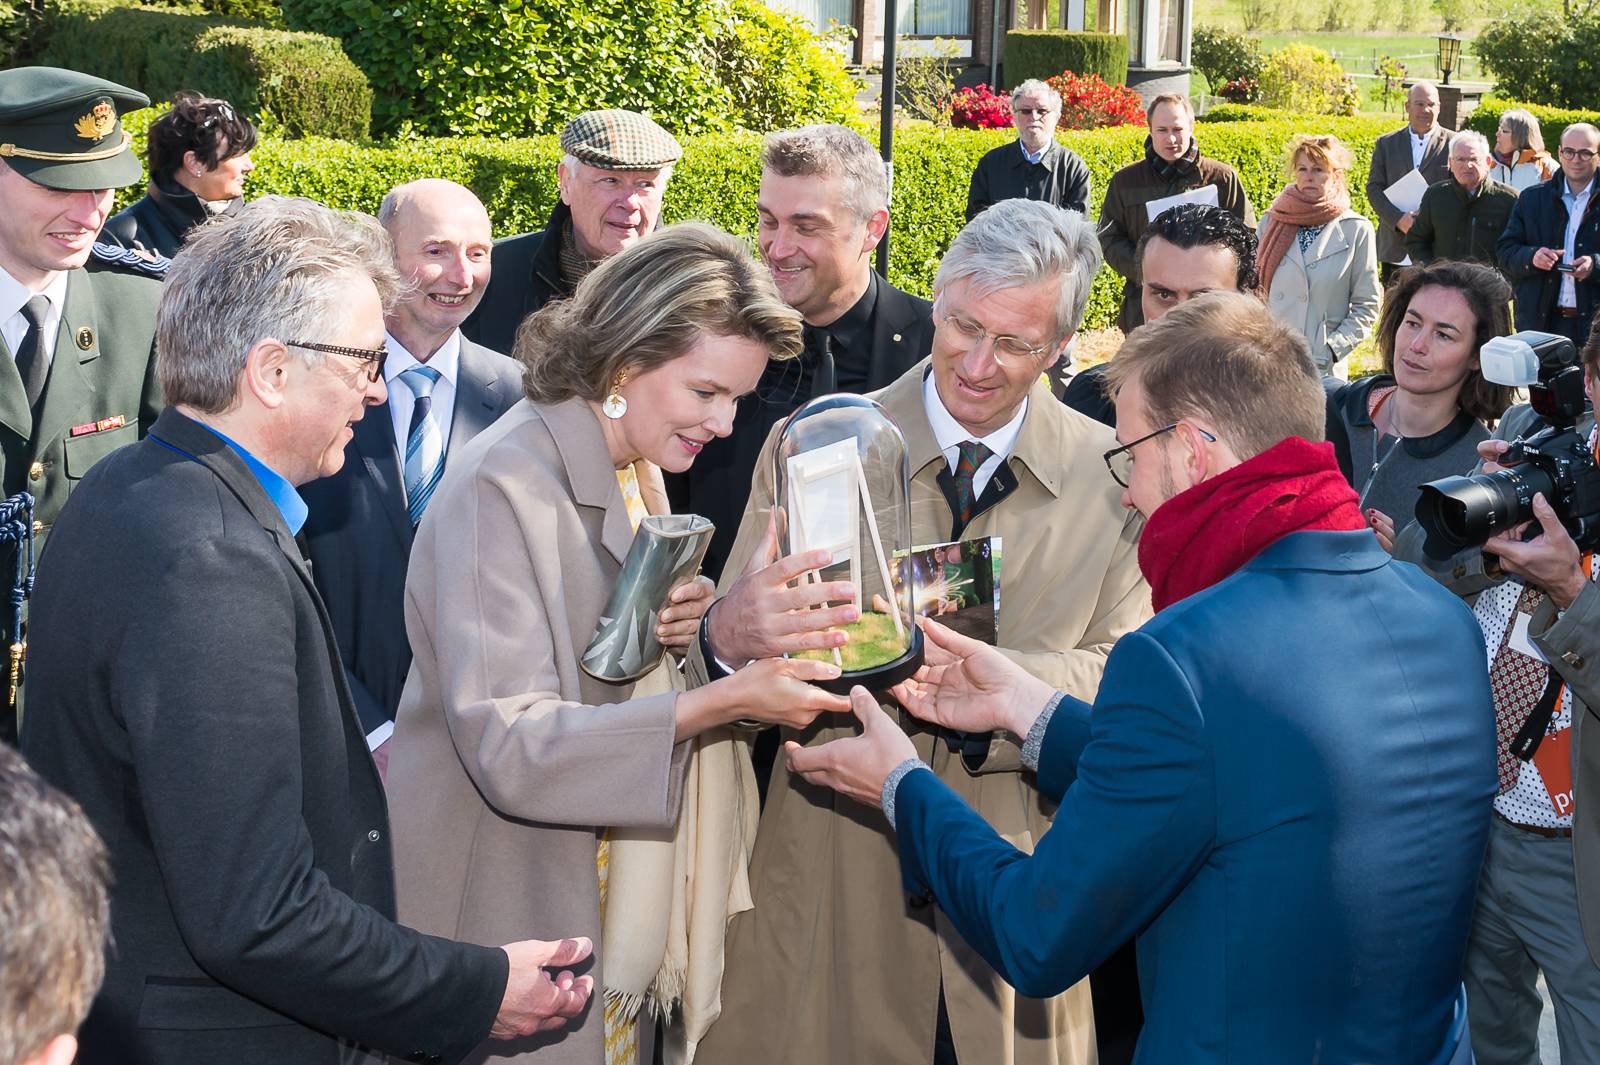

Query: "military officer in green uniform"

xmin=0 ymin=67 xmax=164 ymax=742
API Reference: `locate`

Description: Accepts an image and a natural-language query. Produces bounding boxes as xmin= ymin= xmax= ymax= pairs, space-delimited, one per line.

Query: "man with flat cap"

xmin=0 ymin=66 xmax=165 ymax=744
xmin=462 ymin=109 xmax=680 ymax=354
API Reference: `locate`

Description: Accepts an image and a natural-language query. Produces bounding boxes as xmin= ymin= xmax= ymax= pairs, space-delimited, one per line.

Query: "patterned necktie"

xmin=1487 ymin=580 xmax=1552 ymax=794
xmin=952 ymin=439 xmax=994 ymax=528
xmin=398 ymin=365 xmax=444 ymax=525
xmin=13 ymin=295 xmax=51 ymax=414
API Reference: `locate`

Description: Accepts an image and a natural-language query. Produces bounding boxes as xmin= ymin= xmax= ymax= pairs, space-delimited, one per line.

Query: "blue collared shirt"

xmin=199 ymin=425 xmax=309 ymax=534
xmin=1019 ymin=139 xmax=1050 ymax=165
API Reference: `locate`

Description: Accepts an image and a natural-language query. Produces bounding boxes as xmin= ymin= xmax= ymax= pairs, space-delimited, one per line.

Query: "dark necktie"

xmin=14 ymin=295 xmax=51 ymax=413
xmin=952 ymin=439 xmax=994 ymax=527
xmin=806 ymin=327 xmax=836 ymax=399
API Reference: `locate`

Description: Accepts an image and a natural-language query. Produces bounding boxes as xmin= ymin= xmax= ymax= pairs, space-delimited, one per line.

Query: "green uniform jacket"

xmin=3 ymin=251 xmax=162 ymax=739
xmin=1405 ymin=177 xmax=1519 ymax=267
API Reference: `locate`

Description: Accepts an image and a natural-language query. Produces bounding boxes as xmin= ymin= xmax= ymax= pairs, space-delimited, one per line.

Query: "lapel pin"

xmin=893 ymin=333 xmax=903 ymax=342
xmin=76 ymin=326 xmax=94 ymax=351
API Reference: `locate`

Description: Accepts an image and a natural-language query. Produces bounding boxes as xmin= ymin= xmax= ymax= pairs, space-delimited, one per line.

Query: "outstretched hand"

xmin=784 ymin=686 xmax=918 ymax=809
xmin=890 ymin=618 xmax=1055 ymax=739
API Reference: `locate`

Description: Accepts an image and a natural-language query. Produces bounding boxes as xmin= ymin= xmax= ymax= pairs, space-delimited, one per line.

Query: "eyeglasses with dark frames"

xmin=1102 ymin=422 xmax=1218 ymax=488
xmin=285 ymin=341 xmax=388 ymax=384
xmin=1560 ymin=146 xmax=1598 ymax=161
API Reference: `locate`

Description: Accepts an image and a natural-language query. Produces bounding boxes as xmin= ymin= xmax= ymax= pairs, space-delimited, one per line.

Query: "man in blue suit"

xmin=301 ymin=179 xmax=521 ymax=773
xmin=788 ymin=292 xmax=1498 ymax=1064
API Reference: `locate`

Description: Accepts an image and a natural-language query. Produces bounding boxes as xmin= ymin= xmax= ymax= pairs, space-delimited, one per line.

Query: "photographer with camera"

xmin=1399 ymin=328 xmax=1600 ymax=1064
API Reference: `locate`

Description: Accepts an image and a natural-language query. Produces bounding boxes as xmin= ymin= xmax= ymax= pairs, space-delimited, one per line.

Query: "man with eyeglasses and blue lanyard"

xmin=692 ymin=198 xmax=1149 ymax=1065
xmin=21 ymin=196 xmax=597 ymax=1065
xmin=1499 ymin=123 xmax=1600 ymax=347
xmin=784 ymin=290 xmax=1497 ymax=1065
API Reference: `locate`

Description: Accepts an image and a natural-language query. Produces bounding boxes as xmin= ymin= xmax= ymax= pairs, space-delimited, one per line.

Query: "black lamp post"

xmin=876 ymin=0 xmax=898 ymax=278
xmin=1436 ymin=33 xmax=1462 ymax=86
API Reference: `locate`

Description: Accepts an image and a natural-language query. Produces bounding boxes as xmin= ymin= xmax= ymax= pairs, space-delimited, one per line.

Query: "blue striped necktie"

xmin=398 ymin=365 xmax=444 ymax=525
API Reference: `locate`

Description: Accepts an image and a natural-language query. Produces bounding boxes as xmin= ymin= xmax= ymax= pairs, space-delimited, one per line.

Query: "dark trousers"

xmin=1547 ymin=309 xmax=1593 ymax=348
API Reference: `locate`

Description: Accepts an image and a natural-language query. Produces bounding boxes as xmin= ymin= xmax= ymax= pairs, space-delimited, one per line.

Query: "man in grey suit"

xmin=302 ymin=179 xmax=522 ymax=775
xmin=1366 ymin=81 xmax=1453 ymax=285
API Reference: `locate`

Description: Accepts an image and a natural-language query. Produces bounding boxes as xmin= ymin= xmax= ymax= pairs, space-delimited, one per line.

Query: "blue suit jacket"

xmin=895 ymin=531 xmax=1496 ymax=1064
xmin=301 ymin=337 xmax=521 ymax=734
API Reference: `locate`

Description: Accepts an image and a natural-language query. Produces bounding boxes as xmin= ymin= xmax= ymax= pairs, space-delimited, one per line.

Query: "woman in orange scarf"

xmin=1256 ymin=134 xmax=1381 ymax=382
xmin=1491 ymin=108 xmax=1557 ymax=192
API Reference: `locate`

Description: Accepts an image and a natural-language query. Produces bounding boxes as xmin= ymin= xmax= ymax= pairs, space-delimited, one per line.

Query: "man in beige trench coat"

xmin=689 ymin=199 xmax=1151 ymax=1065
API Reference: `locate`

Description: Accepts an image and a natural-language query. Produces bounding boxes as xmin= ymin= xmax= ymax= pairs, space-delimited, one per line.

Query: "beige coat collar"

xmin=538 ymin=395 xmax=664 ymax=565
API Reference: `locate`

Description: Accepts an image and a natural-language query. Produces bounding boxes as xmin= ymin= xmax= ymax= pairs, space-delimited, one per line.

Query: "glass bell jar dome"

xmin=773 ymin=394 xmax=923 ymax=694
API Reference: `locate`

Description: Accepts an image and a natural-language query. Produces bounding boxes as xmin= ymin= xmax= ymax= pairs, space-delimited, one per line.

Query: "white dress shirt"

xmin=922 ymin=371 xmax=1026 ymax=501
xmin=384 ymin=329 xmax=461 ymax=455
xmin=1560 ymin=177 xmax=1595 ymax=309
xmin=1410 ymin=128 xmax=1432 ymax=170
xmin=0 ymin=265 xmax=69 ymax=370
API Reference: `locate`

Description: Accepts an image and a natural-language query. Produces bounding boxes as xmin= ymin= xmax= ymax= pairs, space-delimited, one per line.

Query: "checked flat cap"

xmin=560 ymin=109 xmax=682 ymax=170
xmin=0 ymin=67 xmax=149 ymax=190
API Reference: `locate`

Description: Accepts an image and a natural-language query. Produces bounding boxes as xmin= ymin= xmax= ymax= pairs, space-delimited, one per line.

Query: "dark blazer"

xmin=20 ymin=408 xmax=507 ymax=1065
xmin=301 ymin=337 xmax=522 ymax=735
xmin=665 ymin=270 xmax=934 ymax=581
xmin=1365 ymin=124 xmax=1453 ymax=265
xmin=893 ymin=530 xmax=1495 ymax=1065
xmin=462 ymin=201 xmax=572 ymax=356
xmin=966 ymin=140 xmax=1092 ymax=221
xmin=1060 ymin=363 xmax=1116 ymax=428
xmin=1497 ymin=174 xmax=1600 ymax=334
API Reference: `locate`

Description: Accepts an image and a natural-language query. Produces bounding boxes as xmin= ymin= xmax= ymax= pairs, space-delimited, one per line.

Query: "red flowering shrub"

xmin=1044 ymin=71 xmax=1146 ymax=129
xmin=1218 ymin=76 xmax=1262 ymax=104
xmin=949 ymin=83 xmax=1013 ymax=129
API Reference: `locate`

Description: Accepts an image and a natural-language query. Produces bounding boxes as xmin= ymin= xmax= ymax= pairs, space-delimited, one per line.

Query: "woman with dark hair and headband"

xmin=103 ymin=91 xmax=258 ymax=259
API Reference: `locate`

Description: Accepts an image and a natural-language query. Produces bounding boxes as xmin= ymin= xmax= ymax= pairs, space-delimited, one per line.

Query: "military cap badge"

xmin=73 ymin=99 xmax=117 ymax=142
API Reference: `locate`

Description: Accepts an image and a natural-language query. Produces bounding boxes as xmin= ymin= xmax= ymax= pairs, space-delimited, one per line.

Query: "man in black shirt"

xmin=966 ymin=79 xmax=1092 ymax=221
xmin=1062 ymin=203 xmax=1258 ymax=427
xmin=666 ymin=124 xmax=933 ymax=583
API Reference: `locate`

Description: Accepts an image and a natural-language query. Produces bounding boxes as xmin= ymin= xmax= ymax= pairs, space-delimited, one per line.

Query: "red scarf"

xmin=1138 ymin=436 xmax=1367 ymax=612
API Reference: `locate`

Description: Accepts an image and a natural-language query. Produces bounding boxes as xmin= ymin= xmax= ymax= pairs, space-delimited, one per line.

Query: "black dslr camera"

xmin=1415 ymin=331 xmax=1600 ymax=560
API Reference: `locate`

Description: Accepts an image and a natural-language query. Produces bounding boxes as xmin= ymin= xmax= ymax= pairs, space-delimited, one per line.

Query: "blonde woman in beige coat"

xmin=1258 ymin=135 xmax=1381 ymax=382
xmin=384 ymin=223 xmax=852 ymax=1065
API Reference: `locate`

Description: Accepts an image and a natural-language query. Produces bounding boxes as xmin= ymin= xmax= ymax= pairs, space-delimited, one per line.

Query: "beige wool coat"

xmin=691 ymin=364 xmax=1152 ymax=1065
xmin=385 ymin=397 xmax=720 ymax=1065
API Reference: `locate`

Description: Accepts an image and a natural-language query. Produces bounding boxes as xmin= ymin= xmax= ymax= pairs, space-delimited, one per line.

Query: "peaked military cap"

xmin=559 ymin=109 xmax=682 ymax=170
xmin=0 ymin=67 xmax=149 ymax=191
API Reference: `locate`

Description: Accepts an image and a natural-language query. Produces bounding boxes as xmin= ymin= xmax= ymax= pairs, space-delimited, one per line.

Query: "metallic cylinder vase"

xmin=582 ymin=513 xmax=714 ymax=684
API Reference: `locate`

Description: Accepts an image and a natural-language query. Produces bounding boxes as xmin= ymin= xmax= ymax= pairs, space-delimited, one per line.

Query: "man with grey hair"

xmin=1405 ymin=130 xmax=1517 ymax=267
xmin=302 ymin=178 xmax=521 ymax=771
xmin=1367 ymin=80 xmax=1453 ymax=284
xmin=20 ymin=196 xmax=594 ymax=1065
xmin=693 ymin=198 xmax=1149 ymax=1065
xmin=965 ymin=78 xmax=1090 ymax=221
xmin=668 ymin=123 xmax=933 ymax=587
xmin=463 ymin=108 xmax=681 ymax=354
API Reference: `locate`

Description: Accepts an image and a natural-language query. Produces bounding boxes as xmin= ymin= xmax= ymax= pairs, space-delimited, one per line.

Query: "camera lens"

xmin=1415 ymin=467 xmax=1556 ymax=559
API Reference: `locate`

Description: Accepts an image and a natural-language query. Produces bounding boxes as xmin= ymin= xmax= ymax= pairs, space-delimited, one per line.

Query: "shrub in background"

xmin=281 ymin=0 xmax=854 ymax=138
xmin=1260 ymin=43 xmax=1357 ymax=116
xmin=1190 ymin=26 xmax=1263 ymax=89
xmin=894 ymin=37 xmax=961 ymax=125
xmin=118 ymin=113 xmax=1397 ymax=331
xmin=1003 ymin=30 xmax=1128 ymax=88
xmin=949 ymin=84 xmax=1012 ymax=130
xmin=38 ymin=0 xmax=369 ymax=139
xmin=1218 ymin=77 xmax=1262 ymax=104
xmin=1474 ymin=16 xmax=1565 ymax=107
xmin=1045 ymin=71 xmax=1145 ymax=130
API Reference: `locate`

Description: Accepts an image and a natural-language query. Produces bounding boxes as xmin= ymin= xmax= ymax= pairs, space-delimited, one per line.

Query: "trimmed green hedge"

xmin=38 ymin=0 xmax=370 ymax=139
xmin=1004 ymin=30 xmax=1128 ymax=88
xmin=1466 ymin=96 xmax=1600 ymax=155
xmin=115 ymin=114 xmax=1400 ymax=332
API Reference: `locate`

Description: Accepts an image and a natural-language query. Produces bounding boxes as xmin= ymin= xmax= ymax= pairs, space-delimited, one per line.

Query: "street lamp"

xmin=1436 ymin=33 xmax=1462 ymax=86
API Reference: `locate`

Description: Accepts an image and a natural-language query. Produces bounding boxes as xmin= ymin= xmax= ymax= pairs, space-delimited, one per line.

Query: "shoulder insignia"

xmin=89 ymin=240 xmax=170 ymax=278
